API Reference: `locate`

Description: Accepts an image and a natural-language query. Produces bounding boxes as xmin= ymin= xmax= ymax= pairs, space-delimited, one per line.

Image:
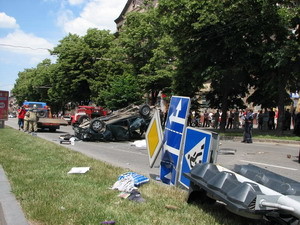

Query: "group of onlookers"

xmin=189 ymin=107 xmax=299 ymax=132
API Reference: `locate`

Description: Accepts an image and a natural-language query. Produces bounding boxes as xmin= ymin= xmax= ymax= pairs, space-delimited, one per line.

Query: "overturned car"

xmin=73 ymin=104 xmax=153 ymax=142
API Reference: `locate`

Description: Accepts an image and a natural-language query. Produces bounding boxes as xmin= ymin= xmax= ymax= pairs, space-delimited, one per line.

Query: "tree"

xmin=159 ymin=0 xmax=300 ymax=131
xmin=12 ymin=59 xmax=53 ymax=105
xmin=247 ymin=1 xmax=300 ymax=131
xmin=102 ymin=74 xmax=144 ymax=110
xmin=50 ymin=30 xmax=116 ymax=106
xmin=117 ymin=8 xmax=175 ymax=105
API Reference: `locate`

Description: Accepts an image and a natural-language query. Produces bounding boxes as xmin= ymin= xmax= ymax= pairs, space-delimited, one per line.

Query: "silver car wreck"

xmin=73 ymin=104 xmax=154 ymax=142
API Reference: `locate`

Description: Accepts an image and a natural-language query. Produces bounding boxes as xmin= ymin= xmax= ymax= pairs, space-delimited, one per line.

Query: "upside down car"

xmin=73 ymin=104 xmax=153 ymax=142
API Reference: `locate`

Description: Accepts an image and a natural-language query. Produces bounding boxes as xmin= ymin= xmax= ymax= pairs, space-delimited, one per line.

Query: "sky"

xmin=0 ymin=0 xmax=127 ymax=94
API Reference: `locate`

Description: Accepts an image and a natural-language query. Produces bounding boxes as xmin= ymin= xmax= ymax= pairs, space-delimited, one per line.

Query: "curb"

xmin=0 ymin=166 xmax=29 ymax=225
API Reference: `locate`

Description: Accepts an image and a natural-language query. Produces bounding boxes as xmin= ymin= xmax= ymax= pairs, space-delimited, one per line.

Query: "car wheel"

xmin=78 ymin=115 xmax=90 ymax=124
xmin=139 ymin=104 xmax=151 ymax=117
xmin=90 ymin=119 xmax=105 ymax=133
xmin=37 ymin=110 xmax=47 ymax=118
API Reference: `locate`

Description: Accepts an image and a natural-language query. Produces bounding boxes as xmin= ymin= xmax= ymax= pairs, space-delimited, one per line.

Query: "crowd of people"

xmin=188 ymin=107 xmax=298 ymax=131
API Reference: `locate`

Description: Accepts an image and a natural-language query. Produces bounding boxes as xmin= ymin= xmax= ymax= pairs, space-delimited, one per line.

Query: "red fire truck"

xmin=71 ymin=105 xmax=108 ymax=126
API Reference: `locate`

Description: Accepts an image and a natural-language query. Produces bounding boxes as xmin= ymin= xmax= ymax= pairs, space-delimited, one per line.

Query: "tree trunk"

xmin=276 ymin=72 xmax=286 ymax=134
xmin=220 ymin=93 xmax=229 ymax=131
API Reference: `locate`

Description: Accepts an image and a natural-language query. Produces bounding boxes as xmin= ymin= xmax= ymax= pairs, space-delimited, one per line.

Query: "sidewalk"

xmin=0 ymin=166 xmax=29 ymax=225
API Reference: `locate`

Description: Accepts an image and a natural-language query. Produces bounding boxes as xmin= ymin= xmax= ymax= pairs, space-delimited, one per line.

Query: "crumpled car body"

xmin=73 ymin=104 xmax=153 ymax=142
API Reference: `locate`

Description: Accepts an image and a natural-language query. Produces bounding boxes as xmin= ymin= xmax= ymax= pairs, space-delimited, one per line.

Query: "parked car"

xmin=8 ymin=112 xmax=17 ymax=118
xmin=73 ymin=104 xmax=153 ymax=142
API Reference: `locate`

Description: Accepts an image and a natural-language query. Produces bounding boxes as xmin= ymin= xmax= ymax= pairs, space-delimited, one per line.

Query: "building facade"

xmin=114 ymin=0 xmax=158 ymax=31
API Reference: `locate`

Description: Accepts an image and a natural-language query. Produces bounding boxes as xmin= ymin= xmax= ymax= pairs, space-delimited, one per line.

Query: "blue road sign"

xmin=179 ymin=127 xmax=212 ymax=188
xmin=160 ymin=96 xmax=190 ymax=185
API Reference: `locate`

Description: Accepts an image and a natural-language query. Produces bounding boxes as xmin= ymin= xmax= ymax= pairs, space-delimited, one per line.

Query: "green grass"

xmin=0 ymin=127 xmax=270 ymax=225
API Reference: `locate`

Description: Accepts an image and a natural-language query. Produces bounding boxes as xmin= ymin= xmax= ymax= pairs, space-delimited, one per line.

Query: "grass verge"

xmin=0 ymin=127 xmax=268 ymax=225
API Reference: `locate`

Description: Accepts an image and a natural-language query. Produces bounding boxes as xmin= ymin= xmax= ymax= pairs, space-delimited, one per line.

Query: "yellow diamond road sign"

xmin=146 ymin=109 xmax=163 ymax=168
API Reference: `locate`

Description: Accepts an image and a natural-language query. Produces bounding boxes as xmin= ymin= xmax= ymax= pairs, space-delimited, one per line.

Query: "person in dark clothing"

xmin=294 ymin=111 xmax=300 ymax=136
xmin=283 ymin=109 xmax=291 ymax=131
xmin=242 ymin=109 xmax=253 ymax=143
xmin=226 ymin=110 xmax=234 ymax=129
xmin=268 ymin=109 xmax=275 ymax=130
xmin=257 ymin=110 xmax=263 ymax=130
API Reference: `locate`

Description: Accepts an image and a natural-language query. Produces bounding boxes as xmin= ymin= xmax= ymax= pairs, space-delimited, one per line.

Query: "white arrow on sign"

xmin=185 ymin=137 xmax=206 ymax=170
xmin=168 ymin=99 xmax=186 ymax=125
xmin=164 ymin=172 xmax=172 ymax=180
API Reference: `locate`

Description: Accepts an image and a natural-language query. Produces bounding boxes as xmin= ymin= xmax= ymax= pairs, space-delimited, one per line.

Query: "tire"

xmin=49 ymin=127 xmax=56 ymax=132
xmin=37 ymin=110 xmax=47 ymax=118
xmin=90 ymin=119 xmax=105 ymax=133
xmin=139 ymin=104 xmax=151 ymax=117
xmin=78 ymin=115 xmax=90 ymax=124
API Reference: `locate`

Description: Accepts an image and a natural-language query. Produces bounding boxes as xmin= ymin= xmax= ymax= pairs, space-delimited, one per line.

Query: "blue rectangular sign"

xmin=160 ymin=96 xmax=190 ymax=185
xmin=178 ymin=127 xmax=212 ymax=188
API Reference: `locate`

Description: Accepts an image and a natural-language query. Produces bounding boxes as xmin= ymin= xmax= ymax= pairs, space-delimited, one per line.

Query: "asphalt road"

xmin=5 ymin=118 xmax=300 ymax=182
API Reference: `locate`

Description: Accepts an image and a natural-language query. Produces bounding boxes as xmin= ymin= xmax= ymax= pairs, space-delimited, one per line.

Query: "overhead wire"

xmin=0 ymin=43 xmax=50 ymax=51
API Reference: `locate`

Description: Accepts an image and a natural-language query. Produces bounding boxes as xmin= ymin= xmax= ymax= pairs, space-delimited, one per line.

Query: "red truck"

xmin=23 ymin=101 xmax=68 ymax=132
xmin=71 ymin=105 xmax=108 ymax=126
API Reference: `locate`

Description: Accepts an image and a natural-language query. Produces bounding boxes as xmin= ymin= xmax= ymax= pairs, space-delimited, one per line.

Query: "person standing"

xmin=213 ymin=110 xmax=220 ymax=129
xmin=203 ymin=110 xmax=209 ymax=127
xmin=257 ymin=110 xmax=263 ymax=130
xmin=283 ymin=109 xmax=291 ymax=130
xmin=233 ymin=109 xmax=240 ymax=129
xmin=23 ymin=110 xmax=30 ymax=132
xmin=268 ymin=108 xmax=275 ymax=130
xmin=28 ymin=105 xmax=38 ymax=133
xmin=226 ymin=110 xmax=234 ymax=129
xmin=242 ymin=109 xmax=254 ymax=143
xmin=17 ymin=106 xmax=26 ymax=130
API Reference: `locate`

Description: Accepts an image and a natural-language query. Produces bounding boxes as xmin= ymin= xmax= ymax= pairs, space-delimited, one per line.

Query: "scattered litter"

xmin=287 ymin=154 xmax=291 ymax=158
xmin=70 ymin=137 xmax=76 ymax=145
xmin=165 ymin=204 xmax=179 ymax=210
xmin=131 ymin=140 xmax=146 ymax=148
xmin=59 ymin=133 xmax=73 ymax=140
xmin=127 ymin=190 xmax=145 ymax=203
xmin=111 ymin=175 xmax=136 ymax=192
xmin=118 ymin=172 xmax=149 ymax=186
xmin=111 ymin=172 xmax=149 ymax=203
xmin=67 ymin=167 xmax=90 ymax=174
xmin=59 ymin=134 xmax=78 ymax=145
xmin=60 ymin=140 xmax=71 ymax=144
xmin=218 ymin=148 xmax=236 ymax=155
xmin=118 ymin=192 xmax=131 ymax=199
xmin=101 ymin=221 xmax=115 ymax=224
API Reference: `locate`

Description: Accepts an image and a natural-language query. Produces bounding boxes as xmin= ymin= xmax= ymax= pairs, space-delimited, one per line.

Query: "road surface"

xmin=4 ymin=118 xmax=300 ymax=181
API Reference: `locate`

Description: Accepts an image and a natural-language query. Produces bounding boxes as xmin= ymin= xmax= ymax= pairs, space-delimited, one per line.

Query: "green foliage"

xmin=102 ymin=74 xmax=144 ymax=110
xmin=118 ymin=9 xmax=174 ymax=104
xmin=12 ymin=59 xmax=54 ymax=105
xmin=11 ymin=0 xmax=299 ymax=119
